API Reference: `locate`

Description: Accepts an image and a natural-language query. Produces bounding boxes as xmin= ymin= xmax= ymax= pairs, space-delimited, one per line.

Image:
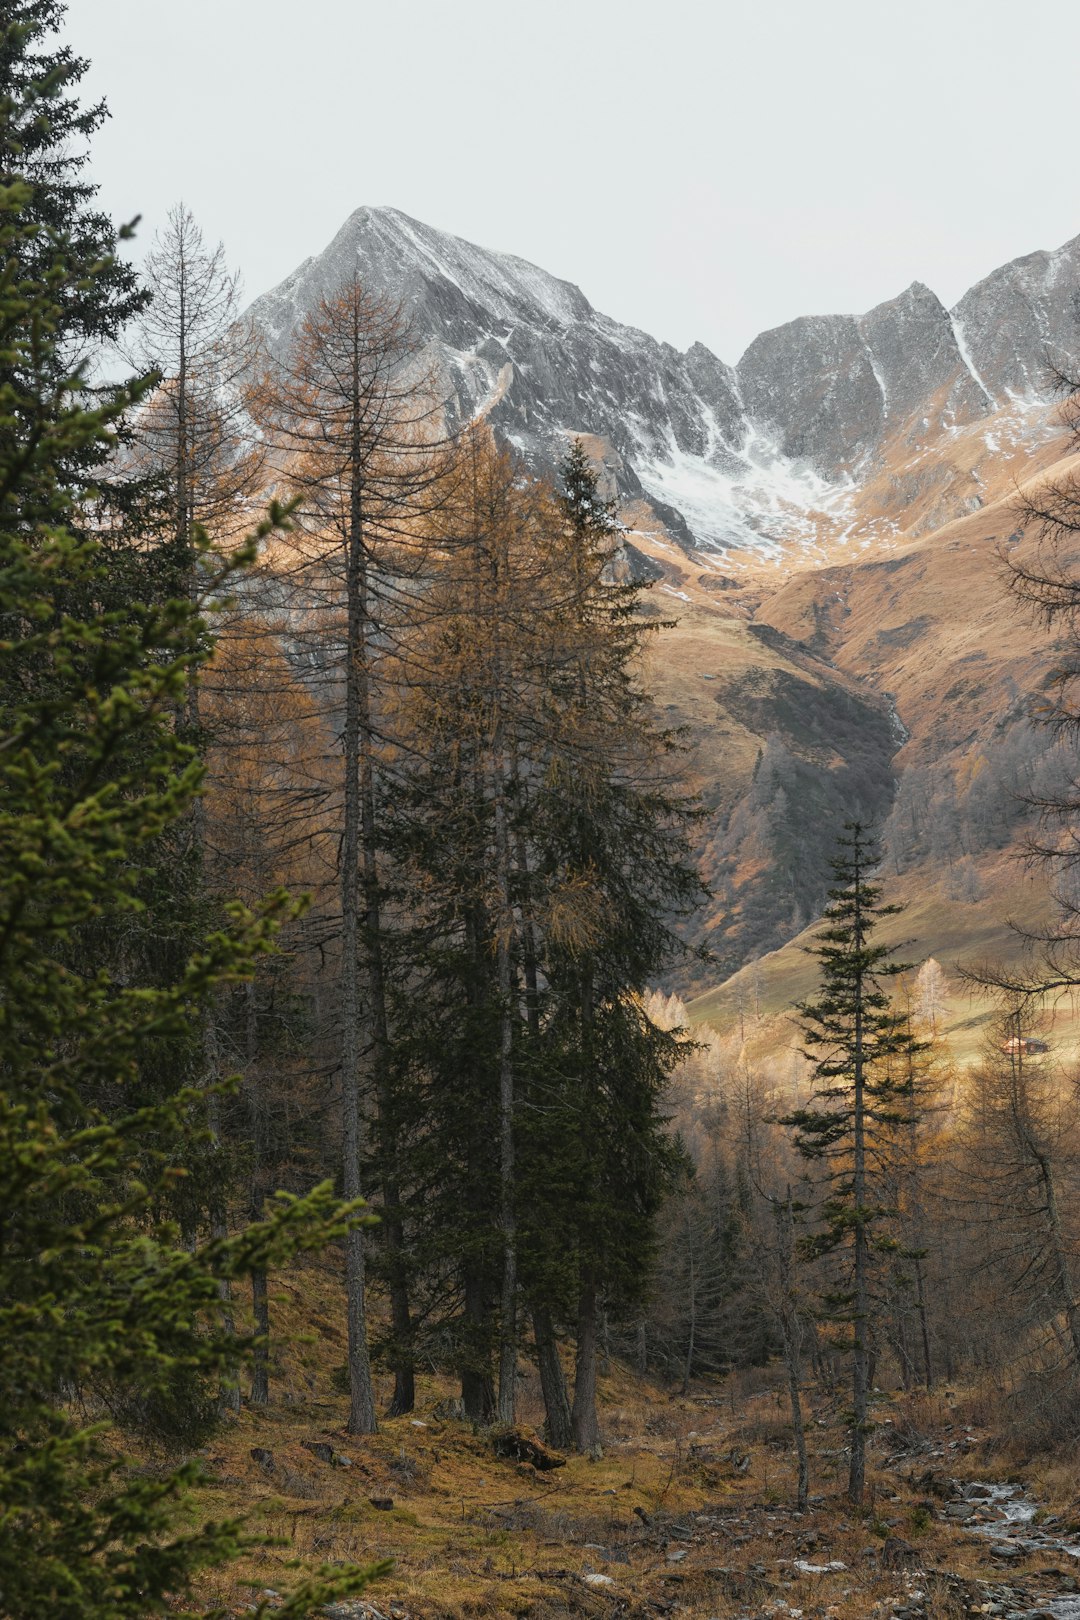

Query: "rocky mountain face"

xmin=249 ymin=208 xmax=1080 ymax=989
xmin=249 ymin=207 xmax=1080 ymax=561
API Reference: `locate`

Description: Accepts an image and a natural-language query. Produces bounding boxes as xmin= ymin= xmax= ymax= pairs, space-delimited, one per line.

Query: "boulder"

xmin=490 ymin=1425 xmax=566 ymax=1471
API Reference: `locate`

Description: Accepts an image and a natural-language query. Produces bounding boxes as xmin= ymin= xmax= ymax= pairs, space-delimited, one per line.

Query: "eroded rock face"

xmin=952 ymin=233 xmax=1080 ymax=399
xmin=737 ymin=311 xmax=883 ymax=468
xmin=247 ymin=207 xmax=1080 ymax=556
xmin=857 ymin=282 xmax=985 ymax=429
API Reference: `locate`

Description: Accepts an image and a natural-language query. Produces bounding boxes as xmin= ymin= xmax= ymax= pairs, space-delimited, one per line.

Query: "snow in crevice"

xmin=863 ymin=339 xmax=890 ymax=417
xmin=949 ymin=314 xmax=997 ymax=409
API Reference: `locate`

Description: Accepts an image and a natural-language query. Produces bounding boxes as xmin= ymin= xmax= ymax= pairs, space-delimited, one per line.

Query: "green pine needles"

xmin=0 ymin=14 xmax=384 ymax=1616
xmin=782 ymin=821 xmax=923 ymax=1505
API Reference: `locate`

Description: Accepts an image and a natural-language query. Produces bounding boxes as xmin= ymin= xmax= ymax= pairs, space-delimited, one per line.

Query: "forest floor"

xmin=179 ymin=1268 xmax=1080 ymax=1620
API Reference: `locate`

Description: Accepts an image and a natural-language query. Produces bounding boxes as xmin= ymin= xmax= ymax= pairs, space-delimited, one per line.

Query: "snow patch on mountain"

xmin=247 ymin=208 xmax=1080 ymax=563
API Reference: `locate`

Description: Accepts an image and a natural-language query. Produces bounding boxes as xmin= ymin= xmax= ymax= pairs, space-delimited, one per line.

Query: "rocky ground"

xmin=174 ymin=1321 xmax=1080 ymax=1620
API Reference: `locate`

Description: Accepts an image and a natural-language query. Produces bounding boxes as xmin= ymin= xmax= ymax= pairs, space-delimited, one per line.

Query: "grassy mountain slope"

xmin=635 ymin=407 xmax=1080 ymax=1036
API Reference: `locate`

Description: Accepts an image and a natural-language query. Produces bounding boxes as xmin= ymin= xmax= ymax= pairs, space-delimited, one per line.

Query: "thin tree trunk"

xmin=773 ymin=1192 xmax=809 ymax=1510
xmin=913 ymin=1252 xmax=934 ymax=1391
xmin=682 ymin=1228 xmax=696 ymax=1396
xmin=460 ymin=902 xmax=495 ymax=1422
xmin=533 ymin=1301 xmax=573 ymax=1449
xmin=893 ymin=1312 xmax=915 ymax=1392
xmin=494 ymin=770 xmax=517 ymax=1425
xmin=205 ymin=1046 xmax=240 ymax=1416
xmin=849 ymin=931 xmax=868 ymax=1505
xmin=782 ymin=1309 xmax=809 ymax=1512
xmin=571 ymin=1273 xmax=602 ymax=1454
xmin=1035 ymin=1145 xmax=1080 ymax=1363
xmin=341 ymin=428 xmax=377 ymax=1436
xmin=356 ymin=562 xmax=414 ymax=1417
xmin=462 ymin=1264 xmax=495 ymax=1422
xmin=244 ymin=979 xmax=270 ymax=1408
xmin=250 ymin=1262 xmax=270 ymax=1407
xmin=490 ymin=504 xmax=518 ymax=1428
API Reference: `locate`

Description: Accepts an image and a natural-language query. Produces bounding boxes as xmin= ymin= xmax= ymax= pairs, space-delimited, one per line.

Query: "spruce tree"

xmin=525 ymin=442 xmax=703 ymax=1452
xmin=782 ymin=822 xmax=922 ymax=1504
xmin=0 ymin=5 xmax=146 ymax=448
xmin=0 ymin=64 xmax=382 ymax=1620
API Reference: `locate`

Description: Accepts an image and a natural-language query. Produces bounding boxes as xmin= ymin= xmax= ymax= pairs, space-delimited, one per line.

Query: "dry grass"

xmin=162 ymin=1268 xmax=1080 ymax=1620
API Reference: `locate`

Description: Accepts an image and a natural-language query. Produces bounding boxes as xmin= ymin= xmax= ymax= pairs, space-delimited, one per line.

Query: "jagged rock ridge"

xmin=248 ymin=208 xmax=1080 ymax=560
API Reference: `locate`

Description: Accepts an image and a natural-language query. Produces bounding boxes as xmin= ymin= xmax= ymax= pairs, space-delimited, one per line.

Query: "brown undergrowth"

xmin=174 ymin=1265 xmax=1080 ymax=1619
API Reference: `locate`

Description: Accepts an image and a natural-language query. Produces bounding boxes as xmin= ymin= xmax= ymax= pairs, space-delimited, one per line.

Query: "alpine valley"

xmin=249 ymin=208 xmax=1080 ymax=1050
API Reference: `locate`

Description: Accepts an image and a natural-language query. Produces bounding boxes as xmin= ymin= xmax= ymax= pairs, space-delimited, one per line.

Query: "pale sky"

xmin=68 ymin=0 xmax=1080 ymax=363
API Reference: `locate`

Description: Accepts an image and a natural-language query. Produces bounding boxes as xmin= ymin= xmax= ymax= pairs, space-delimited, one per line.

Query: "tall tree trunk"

xmin=774 ymin=1192 xmax=809 ymax=1510
xmin=681 ymin=1225 xmax=696 ymax=1396
xmin=459 ymin=902 xmax=495 ymax=1422
xmin=462 ymin=1264 xmax=495 ymax=1422
xmin=250 ymin=1262 xmax=270 ymax=1407
xmin=913 ymin=1252 xmax=934 ymax=1391
xmin=341 ymin=450 xmax=377 ymax=1436
xmin=356 ymin=564 xmax=414 ymax=1417
xmin=494 ymin=770 xmax=517 ymax=1426
xmin=533 ymin=1301 xmax=573 ymax=1450
xmin=1034 ymin=1142 xmax=1080 ymax=1363
xmin=849 ymin=955 xmax=868 ymax=1505
xmin=571 ymin=1272 xmax=602 ymax=1454
xmin=205 ymin=1048 xmax=240 ymax=1415
xmin=244 ymin=979 xmax=270 ymax=1408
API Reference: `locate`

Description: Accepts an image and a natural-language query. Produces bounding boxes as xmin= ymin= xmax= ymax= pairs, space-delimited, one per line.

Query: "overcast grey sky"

xmin=68 ymin=0 xmax=1080 ymax=363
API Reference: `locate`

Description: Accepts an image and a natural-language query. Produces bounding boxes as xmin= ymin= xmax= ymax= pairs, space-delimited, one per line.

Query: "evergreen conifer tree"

xmin=0 ymin=6 xmax=146 ymax=448
xmin=782 ymin=822 xmax=922 ymax=1503
xmin=0 ymin=47 xmax=382 ymax=1619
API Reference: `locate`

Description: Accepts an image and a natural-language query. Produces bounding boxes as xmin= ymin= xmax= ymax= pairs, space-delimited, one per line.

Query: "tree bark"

xmin=341 ymin=417 xmax=377 ymax=1436
xmin=849 ymin=896 xmax=868 ymax=1506
xmin=357 ymin=566 xmax=414 ymax=1417
xmin=533 ymin=1301 xmax=573 ymax=1450
xmin=250 ymin=1263 xmax=270 ymax=1407
xmin=494 ymin=771 xmax=517 ymax=1426
xmin=462 ymin=1264 xmax=495 ymax=1422
xmin=681 ymin=1226 xmax=696 ymax=1396
xmin=571 ymin=1273 xmax=602 ymax=1454
xmin=913 ymin=1252 xmax=934 ymax=1391
xmin=773 ymin=1192 xmax=809 ymax=1510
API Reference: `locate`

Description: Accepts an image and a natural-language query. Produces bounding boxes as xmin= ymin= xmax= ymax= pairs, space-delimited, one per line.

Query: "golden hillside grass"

xmin=174 ymin=1266 xmax=1080 ymax=1620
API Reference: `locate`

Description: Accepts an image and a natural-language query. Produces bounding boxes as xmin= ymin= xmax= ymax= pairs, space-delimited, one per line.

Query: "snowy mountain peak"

xmin=247 ymin=212 xmax=1080 ymax=562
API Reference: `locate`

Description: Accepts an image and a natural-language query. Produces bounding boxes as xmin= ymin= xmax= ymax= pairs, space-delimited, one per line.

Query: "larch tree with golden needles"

xmin=201 ymin=617 xmax=341 ymax=1406
xmin=388 ymin=433 xmax=702 ymax=1447
xmin=259 ymin=277 xmax=443 ymax=1429
xmin=386 ymin=426 xmax=561 ymax=1425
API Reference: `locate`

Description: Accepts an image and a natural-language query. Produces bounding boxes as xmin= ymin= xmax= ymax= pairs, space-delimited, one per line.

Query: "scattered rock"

xmin=368 ymin=1496 xmax=395 ymax=1511
xmin=584 ymin=1572 xmax=615 ymax=1588
xmin=432 ymin=1396 xmax=465 ymax=1422
xmin=990 ymin=1544 xmax=1021 ymax=1559
xmin=249 ymin=1447 xmax=274 ymax=1471
xmin=301 ymin=1440 xmax=335 ymax=1464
